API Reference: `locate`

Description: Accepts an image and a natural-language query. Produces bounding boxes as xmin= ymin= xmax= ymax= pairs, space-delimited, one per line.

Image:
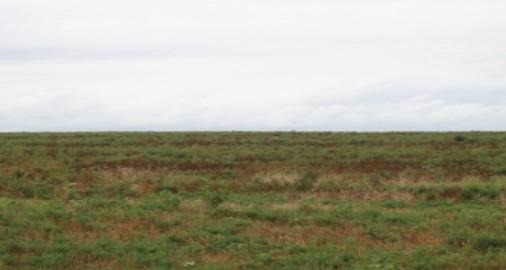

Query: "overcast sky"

xmin=1 ymin=0 xmax=506 ymax=131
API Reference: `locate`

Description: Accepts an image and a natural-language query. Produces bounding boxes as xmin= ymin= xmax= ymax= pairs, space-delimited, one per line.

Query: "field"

xmin=0 ymin=132 xmax=505 ymax=269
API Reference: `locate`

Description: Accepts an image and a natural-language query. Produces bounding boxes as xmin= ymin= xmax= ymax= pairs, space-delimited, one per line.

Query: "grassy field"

xmin=0 ymin=132 xmax=505 ymax=269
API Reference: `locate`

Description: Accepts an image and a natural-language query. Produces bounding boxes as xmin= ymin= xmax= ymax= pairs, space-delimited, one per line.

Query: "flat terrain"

xmin=0 ymin=132 xmax=505 ymax=269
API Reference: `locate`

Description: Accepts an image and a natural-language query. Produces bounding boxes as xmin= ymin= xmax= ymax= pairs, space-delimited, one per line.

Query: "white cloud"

xmin=1 ymin=0 xmax=505 ymax=131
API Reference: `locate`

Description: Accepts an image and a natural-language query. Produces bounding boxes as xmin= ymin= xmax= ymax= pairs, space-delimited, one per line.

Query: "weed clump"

xmin=409 ymin=182 xmax=501 ymax=201
xmin=461 ymin=185 xmax=500 ymax=200
xmin=208 ymin=193 xmax=225 ymax=208
xmin=447 ymin=230 xmax=470 ymax=248
xmin=495 ymin=168 xmax=506 ymax=175
xmin=473 ymin=236 xmax=506 ymax=251
xmin=293 ymin=172 xmax=318 ymax=191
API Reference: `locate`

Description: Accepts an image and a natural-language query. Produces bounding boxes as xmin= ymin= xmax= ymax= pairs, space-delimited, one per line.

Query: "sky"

xmin=1 ymin=0 xmax=506 ymax=131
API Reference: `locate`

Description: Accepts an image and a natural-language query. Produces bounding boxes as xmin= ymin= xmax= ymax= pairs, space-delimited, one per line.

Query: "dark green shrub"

xmin=454 ymin=135 xmax=466 ymax=142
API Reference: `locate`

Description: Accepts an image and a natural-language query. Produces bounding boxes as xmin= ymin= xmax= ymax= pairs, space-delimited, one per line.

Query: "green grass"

xmin=0 ymin=132 xmax=505 ymax=269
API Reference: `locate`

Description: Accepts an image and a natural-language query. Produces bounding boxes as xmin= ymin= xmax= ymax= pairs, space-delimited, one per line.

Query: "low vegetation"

xmin=0 ymin=132 xmax=505 ymax=269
